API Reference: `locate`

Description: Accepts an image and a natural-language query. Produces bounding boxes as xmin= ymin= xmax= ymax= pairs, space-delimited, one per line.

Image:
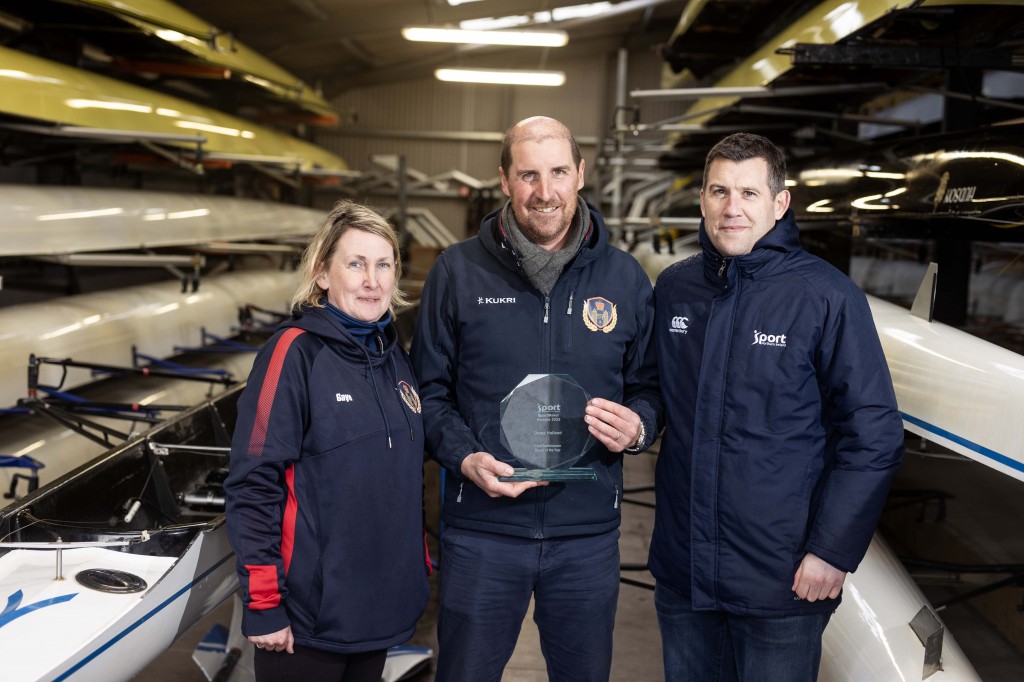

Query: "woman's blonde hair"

xmin=291 ymin=200 xmax=408 ymax=312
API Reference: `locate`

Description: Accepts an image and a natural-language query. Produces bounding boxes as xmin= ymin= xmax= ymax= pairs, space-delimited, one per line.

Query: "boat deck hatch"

xmin=75 ymin=568 xmax=148 ymax=593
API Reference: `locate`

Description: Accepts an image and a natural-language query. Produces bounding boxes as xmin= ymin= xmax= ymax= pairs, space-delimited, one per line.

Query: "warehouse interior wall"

xmin=315 ymin=48 xmax=681 ymax=241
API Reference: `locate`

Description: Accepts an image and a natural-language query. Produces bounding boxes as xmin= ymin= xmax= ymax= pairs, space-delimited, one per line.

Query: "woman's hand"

xmin=249 ymin=625 xmax=295 ymax=653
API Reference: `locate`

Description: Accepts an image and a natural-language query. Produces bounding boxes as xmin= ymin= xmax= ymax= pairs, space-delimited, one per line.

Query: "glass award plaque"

xmin=497 ymin=374 xmax=597 ymax=482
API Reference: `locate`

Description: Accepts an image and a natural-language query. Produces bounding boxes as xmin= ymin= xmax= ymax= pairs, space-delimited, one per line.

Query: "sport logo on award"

xmin=497 ymin=374 xmax=597 ymax=481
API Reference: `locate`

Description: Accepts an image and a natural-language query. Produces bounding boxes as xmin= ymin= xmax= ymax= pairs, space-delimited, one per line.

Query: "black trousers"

xmin=254 ymin=644 xmax=387 ymax=682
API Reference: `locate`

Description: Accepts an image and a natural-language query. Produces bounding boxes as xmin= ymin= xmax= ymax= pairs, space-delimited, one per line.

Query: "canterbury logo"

xmin=669 ymin=316 xmax=689 ymax=334
xmin=478 ymin=297 xmax=516 ymax=304
xmin=752 ymin=330 xmax=787 ymax=348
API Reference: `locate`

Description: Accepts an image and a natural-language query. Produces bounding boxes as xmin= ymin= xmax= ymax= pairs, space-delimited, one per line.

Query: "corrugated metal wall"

xmin=314 ymin=49 xmax=685 ymax=241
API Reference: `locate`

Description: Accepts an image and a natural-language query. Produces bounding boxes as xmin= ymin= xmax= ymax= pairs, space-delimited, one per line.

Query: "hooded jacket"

xmin=225 ymin=305 xmax=430 ymax=652
xmin=410 ymin=202 xmax=661 ymax=539
xmin=649 ymin=209 xmax=904 ymax=616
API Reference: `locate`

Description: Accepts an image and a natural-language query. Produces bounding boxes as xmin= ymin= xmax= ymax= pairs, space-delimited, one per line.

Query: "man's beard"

xmin=514 ymin=201 xmax=575 ymax=246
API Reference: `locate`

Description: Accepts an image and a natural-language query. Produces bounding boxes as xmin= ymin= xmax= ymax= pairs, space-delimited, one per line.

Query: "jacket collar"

xmin=699 ymin=208 xmax=802 ymax=285
xmin=284 ymin=305 xmax=398 ymax=368
xmin=479 ymin=200 xmax=607 ymax=276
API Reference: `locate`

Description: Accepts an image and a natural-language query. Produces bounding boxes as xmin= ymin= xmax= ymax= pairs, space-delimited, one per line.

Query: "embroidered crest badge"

xmin=583 ymin=296 xmax=617 ymax=333
xmin=397 ymin=380 xmax=422 ymax=413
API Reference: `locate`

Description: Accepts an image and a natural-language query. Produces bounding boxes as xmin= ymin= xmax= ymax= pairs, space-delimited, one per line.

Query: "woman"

xmin=225 ymin=200 xmax=430 ymax=682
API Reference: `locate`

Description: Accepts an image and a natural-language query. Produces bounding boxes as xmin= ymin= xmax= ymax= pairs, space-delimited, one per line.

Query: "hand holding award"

xmin=497 ymin=374 xmax=597 ymax=482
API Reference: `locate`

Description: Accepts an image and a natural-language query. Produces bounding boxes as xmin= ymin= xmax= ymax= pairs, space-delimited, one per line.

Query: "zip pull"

xmin=387 ymin=436 xmax=392 ymax=449
xmin=614 ymin=485 xmax=620 ymax=509
xmin=543 ymin=297 xmax=550 ymax=324
xmin=718 ymin=259 xmax=729 ymax=278
xmin=457 ymin=482 xmax=464 ymax=503
xmin=566 ymin=290 xmax=574 ymax=315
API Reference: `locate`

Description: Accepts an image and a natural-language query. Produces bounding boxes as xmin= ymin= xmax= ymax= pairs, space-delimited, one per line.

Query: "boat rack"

xmin=11 ymin=354 xmax=238 ymax=450
xmin=241 ymin=303 xmax=290 ymax=334
xmin=16 ymin=398 xmax=141 ymax=449
xmin=171 ymin=328 xmax=264 ymax=355
xmin=0 ymin=455 xmax=43 ymax=500
xmin=28 ymin=354 xmax=236 ymax=397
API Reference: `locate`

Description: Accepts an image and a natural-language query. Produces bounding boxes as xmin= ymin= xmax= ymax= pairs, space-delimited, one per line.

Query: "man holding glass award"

xmin=411 ymin=116 xmax=661 ymax=681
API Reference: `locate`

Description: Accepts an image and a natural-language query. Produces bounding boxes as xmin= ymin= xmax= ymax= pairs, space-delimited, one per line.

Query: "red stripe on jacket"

xmin=247 ymin=327 xmax=305 ymax=456
xmin=244 ymin=564 xmax=281 ymax=610
xmin=282 ymin=465 xmax=297 ymax=574
xmin=423 ymin=530 xmax=433 ymax=576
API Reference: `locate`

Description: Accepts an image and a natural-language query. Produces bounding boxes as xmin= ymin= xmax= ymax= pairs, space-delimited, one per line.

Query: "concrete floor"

xmin=135 ymin=437 xmax=1024 ymax=681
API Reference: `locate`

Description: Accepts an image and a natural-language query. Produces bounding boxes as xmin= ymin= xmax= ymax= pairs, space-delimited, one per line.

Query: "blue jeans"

xmin=435 ymin=527 xmax=620 ymax=682
xmin=655 ymin=582 xmax=832 ymax=682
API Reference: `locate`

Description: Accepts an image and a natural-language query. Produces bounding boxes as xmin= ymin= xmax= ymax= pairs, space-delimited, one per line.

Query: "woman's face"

xmin=315 ymin=229 xmax=395 ymax=322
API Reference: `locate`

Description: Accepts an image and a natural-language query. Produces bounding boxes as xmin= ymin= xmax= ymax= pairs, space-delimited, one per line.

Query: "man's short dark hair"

xmin=500 ymin=119 xmax=583 ymax=175
xmin=703 ymin=133 xmax=787 ymax=197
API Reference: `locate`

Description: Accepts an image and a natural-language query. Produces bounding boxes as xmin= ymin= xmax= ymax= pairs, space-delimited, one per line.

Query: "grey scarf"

xmin=501 ymin=196 xmax=589 ymax=295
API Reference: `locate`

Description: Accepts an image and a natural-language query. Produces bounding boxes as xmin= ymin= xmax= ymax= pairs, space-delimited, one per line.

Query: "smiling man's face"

xmin=499 ymin=121 xmax=585 ymax=252
xmin=700 ymin=156 xmax=790 ymax=257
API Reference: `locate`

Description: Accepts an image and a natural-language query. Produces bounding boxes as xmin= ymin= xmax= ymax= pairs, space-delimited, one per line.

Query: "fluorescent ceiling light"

xmin=447 ymin=0 xmax=484 ymax=5
xmin=436 ymin=68 xmax=566 ymax=87
xmin=403 ymin=27 xmax=568 ymax=47
xmin=461 ymin=2 xmax=613 ymax=30
xmin=461 ymin=16 xmax=532 ymax=31
xmin=556 ymin=2 xmax=613 ymax=19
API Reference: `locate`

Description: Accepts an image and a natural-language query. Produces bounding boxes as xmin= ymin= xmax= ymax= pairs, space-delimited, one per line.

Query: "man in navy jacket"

xmin=411 ymin=116 xmax=661 ymax=681
xmin=650 ymin=133 xmax=904 ymax=681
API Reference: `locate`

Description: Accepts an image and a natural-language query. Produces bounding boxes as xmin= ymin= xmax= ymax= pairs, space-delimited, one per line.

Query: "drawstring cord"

xmin=359 ymin=344 xmax=393 ymax=449
xmin=389 ymin=353 xmax=416 ymax=442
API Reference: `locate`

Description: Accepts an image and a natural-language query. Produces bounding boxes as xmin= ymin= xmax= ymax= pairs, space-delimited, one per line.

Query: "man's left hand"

xmin=792 ymin=552 xmax=846 ymax=602
xmin=585 ymin=398 xmax=643 ymax=453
